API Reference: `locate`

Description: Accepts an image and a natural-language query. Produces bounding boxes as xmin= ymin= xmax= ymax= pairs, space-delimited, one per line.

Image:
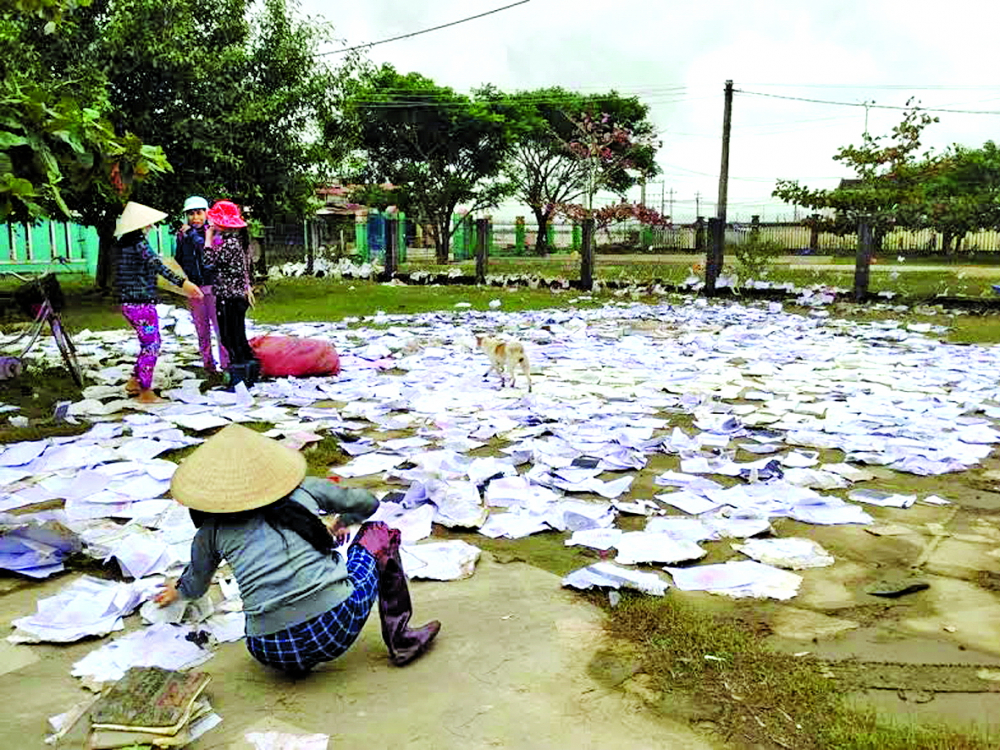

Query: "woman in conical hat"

xmin=114 ymin=201 xmax=204 ymax=403
xmin=155 ymin=424 xmax=441 ymax=675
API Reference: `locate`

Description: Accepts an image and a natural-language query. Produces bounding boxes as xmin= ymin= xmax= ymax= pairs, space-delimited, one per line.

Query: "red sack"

xmin=249 ymin=335 xmax=341 ymax=378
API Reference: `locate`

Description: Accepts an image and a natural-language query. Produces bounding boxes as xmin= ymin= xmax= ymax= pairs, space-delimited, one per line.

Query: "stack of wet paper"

xmin=86 ymin=666 xmax=216 ymax=749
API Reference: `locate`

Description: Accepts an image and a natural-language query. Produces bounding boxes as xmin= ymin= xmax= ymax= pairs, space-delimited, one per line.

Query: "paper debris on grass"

xmin=666 ymin=560 xmax=802 ymax=600
xmin=614 ymin=531 xmax=706 ymax=565
xmin=562 ymin=561 xmax=668 ymax=596
xmin=732 ymin=537 xmax=835 ymax=569
xmin=565 ymin=527 xmax=623 ymax=551
xmin=0 ymin=520 xmax=81 ymax=578
xmin=848 ymin=489 xmax=917 ymax=508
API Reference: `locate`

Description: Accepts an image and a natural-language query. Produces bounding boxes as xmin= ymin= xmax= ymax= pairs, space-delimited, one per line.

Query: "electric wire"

xmin=317 ymin=1 xmax=531 ymax=56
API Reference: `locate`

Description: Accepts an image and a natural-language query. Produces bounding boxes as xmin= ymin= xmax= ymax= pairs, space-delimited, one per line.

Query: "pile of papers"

xmin=82 ymin=667 xmax=220 ymax=749
xmin=10 ymin=576 xmax=154 ymax=643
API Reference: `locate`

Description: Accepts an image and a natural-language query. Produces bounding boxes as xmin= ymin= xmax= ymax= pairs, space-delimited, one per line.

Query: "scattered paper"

xmin=733 ymin=538 xmax=835 ymax=569
xmin=666 ymin=560 xmax=802 ymax=600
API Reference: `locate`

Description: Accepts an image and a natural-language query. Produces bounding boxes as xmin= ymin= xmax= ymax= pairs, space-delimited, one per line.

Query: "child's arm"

xmin=296 ymin=476 xmax=379 ymax=525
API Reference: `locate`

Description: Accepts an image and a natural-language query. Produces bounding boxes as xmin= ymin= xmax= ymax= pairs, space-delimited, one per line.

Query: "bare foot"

xmin=125 ymin=377 xmax=140 ymax=395
xmin=134 ymin=389 xmax=164 ymax=404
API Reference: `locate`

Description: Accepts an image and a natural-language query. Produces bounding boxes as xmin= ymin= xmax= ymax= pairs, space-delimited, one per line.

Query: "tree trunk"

xmin=95 ymin=219 xmax=118 ymax=294
xmin=532 ymin=208 xmax=550 ymax=256
xmin=955 ymin=233 xmax=966 ymax=254
xmin=434 ymin=218 xmax=451 ymax=264
xmin=942 ymin=230 xmax=954 ymax=255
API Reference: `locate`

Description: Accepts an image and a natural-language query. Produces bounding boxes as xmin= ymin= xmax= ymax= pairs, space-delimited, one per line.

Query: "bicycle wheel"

xmin=49 ymin=317 xmax=83 ymax=388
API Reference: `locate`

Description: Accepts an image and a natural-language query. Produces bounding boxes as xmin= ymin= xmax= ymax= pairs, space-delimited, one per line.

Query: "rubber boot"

xmin=353 ymin=522 xmax=441 ymax=666
xmin=377 ymin=551 xmax=441 ymax=666
xmin=247 ymin=358 xmax=262 ymax=386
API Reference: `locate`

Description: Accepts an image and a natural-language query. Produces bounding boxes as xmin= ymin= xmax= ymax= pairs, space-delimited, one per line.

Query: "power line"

xmin=741 ymin=83 xmax=1000 ymax=91
xmin=736 ymin=89 xmax=1000 ymax=115
xmin=318 ymin=1 xmax=531 ymax=57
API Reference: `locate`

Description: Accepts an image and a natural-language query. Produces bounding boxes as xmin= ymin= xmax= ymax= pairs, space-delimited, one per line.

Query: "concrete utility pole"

xmin=862 ymin=99 xmax=875 ymax=137
xmin=660 ymin=183 xmax=665 ymax=215
xmin=705 ymin=79 xmax=734 ymax=297
xmin=668 ymin=188 xmax=674 ymax=220
xmin=695 ymin=192 xmax=701 ymax=218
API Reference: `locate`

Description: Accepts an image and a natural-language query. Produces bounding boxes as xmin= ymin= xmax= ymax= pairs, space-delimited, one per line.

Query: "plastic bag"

xmin=249 ymin=335 xmax=340 ymax=378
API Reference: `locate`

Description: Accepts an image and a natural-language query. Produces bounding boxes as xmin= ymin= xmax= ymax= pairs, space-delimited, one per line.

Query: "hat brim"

xmin=170 ymin=424 xmax=307 ymax=513
xmin=115 ymin=203 xmax=168 ymax=237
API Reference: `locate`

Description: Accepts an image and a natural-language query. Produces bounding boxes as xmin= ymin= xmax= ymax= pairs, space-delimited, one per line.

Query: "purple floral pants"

xmin=121 ymin=303 xmax=160 ymax=390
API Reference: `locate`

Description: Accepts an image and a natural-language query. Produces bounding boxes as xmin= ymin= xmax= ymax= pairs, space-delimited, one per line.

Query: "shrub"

xmin=732 ymin=235 xmax=784 ymax=279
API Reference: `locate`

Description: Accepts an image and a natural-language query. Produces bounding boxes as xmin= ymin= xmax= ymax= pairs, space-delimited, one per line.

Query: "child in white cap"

xmin=175 ymin=195 xmax=226 ymax=373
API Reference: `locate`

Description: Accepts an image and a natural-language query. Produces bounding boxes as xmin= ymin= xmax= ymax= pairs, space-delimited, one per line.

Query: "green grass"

xmin=603 ymin=592 xmax=995 ymax=750
xmin=251 ymin=276 xmax=604 ymax=324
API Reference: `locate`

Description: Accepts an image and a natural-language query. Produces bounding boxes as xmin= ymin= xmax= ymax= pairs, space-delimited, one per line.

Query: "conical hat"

xmin=171 ymin=424 xmax=307 ymax=513
xmin=115 ymin=201 xmax=168 ymax=237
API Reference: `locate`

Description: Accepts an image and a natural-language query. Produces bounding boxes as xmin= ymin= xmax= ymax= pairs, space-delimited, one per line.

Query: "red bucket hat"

xmin=207 ymin=200 xmax=247 ymax=229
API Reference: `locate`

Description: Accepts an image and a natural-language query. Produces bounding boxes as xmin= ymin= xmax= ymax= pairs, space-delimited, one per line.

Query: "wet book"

xmin=90 ymin=666 xmax=211 ymax=736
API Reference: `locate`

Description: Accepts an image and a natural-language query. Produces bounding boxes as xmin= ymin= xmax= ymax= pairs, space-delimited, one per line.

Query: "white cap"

xmin=183 ymin=195 xmax=209 ymax=212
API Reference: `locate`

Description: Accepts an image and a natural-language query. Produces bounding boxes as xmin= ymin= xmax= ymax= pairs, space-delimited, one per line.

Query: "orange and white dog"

xmin=476 ymin=335 xmax=532 ymax=392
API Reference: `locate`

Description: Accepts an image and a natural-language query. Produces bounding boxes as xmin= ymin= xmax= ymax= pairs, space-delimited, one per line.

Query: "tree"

xmin=333 ymin=66 xmax=517 ymax=263
xmin=773 ymin=102 xmax=938 ymax=252
xmin=919 ymin=142 xmax=1000 ymax=253
xmin=84 ymin=0 xmax=340 ymax=287
xmin=548 ymin=201 xmax=670 ymax=238
xmin=501 ymin=88 xmax=659 ymax=254
xmin=0 ymin=2 xmax=168 ymax=224
xmin=2 ymin=0 xmax=92 ymax=27
xmin=7 ymin=0 xmax=342 ymax=287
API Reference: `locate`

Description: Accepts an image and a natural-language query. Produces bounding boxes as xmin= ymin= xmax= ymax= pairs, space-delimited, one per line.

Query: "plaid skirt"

xmin=245 ymin=545 xmax=379 ymax=673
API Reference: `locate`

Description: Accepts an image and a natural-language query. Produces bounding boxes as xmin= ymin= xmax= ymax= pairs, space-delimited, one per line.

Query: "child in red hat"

xmin=204 ymin=200 xmax=257 ymax=384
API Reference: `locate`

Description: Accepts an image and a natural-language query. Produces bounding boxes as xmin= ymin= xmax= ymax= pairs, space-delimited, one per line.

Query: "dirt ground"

xmin=0 ymin=555 xmax=720 ymax=750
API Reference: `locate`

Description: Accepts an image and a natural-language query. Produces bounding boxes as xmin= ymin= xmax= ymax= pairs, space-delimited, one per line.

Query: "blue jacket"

xmin=174 ymin=224 xmax=213 ymax=286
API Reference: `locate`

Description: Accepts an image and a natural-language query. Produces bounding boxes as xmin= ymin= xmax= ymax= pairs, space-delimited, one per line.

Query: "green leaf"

xmin=0 ymin=132 xmax=29 ymax=149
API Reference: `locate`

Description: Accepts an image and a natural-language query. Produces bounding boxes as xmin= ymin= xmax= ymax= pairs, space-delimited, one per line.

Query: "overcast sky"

xmin=302 ymin=0 xmax=1000 ymax=223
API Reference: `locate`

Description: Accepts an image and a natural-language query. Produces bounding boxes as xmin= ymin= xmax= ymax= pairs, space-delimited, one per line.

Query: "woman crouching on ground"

xmin=154 ymin=424 xmax=440 ymax=675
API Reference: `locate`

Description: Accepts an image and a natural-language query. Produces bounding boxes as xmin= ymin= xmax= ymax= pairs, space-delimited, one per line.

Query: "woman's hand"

xmin=247 ymin=287 xmax=256 ymax=308
xmin=182 ymin=280 xmax=204 ymax=300
xmin=328 ymin=517 xmax=350 ymax=546
xmin=155 ymin=581 xmax=180 ymax=606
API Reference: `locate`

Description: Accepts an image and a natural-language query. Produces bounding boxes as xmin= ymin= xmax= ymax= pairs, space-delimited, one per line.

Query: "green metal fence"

xmin=1 ymin=221 xmax=179 ymax=277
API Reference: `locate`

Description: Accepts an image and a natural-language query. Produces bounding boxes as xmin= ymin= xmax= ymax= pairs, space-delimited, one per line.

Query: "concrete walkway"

xmin=0 ymin=555 xmax=719 ymax=750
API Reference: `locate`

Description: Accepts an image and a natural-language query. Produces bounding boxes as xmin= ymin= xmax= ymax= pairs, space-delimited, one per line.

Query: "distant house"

xmin=315 ymin=183 xmax=398 ymax=216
